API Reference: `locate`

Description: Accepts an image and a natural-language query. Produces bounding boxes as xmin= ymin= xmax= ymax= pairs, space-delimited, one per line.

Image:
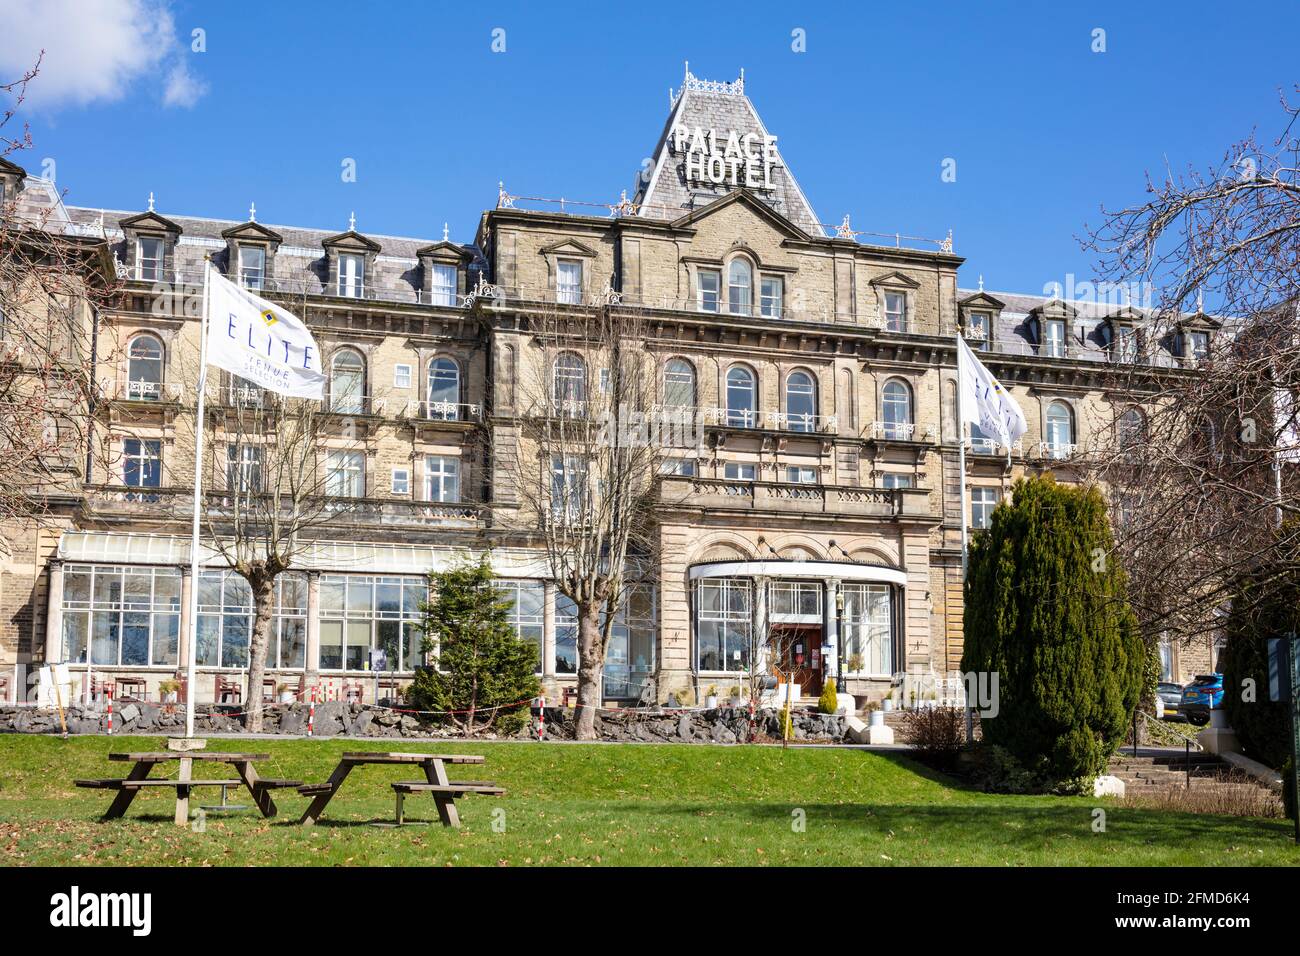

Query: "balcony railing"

xmin=969 ymin=437 xmax=1024 ymax=457
xmin=102 ymin=379 xmax=183 ymax=402
xmin=403 ymin=399 xmax=482 ymax=422
xmin=1036 ymin=441 xmax=1078 ymax=461
xmin=660 ymin=475 xmax=930 ymax=519
xmin=324 ymin=395 xmax=387 ymax=417
xmin=868 ymin=420 xmax=936 ymax=442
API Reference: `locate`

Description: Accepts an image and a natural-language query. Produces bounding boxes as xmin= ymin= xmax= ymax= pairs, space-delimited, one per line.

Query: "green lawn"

xmin=0 ymin=735 xmax=1295 ymax=866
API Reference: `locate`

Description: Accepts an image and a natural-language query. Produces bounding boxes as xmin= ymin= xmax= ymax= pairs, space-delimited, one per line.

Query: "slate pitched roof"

xmin=633 ymin=70 xmax=824 ymax=237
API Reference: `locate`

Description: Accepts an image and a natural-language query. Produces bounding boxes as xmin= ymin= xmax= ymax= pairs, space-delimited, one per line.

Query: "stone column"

xmin=305 ymin=571 xmax=321 ymax=685
xmin=542 ymin=581 xmax=557 ymax=679
xmin=823 ymin=578 xmax=841 ymax=684
xmin=752 ymin=575 xmax=769 ymax=678
xmin=44 ymin=559 xmax=64 ymax=665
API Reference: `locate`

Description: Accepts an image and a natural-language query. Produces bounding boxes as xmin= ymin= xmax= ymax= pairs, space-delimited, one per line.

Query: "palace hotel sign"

xmin=672 ymin=124 xmax=779 ymax=190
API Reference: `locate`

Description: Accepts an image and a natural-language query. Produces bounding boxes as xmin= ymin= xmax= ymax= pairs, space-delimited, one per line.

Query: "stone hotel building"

xmin=0 ymin=70 xmax=1218 ymax=707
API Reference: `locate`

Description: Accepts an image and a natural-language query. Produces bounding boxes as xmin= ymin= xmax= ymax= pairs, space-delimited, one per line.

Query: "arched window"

xmin=726 ymin=365 xmax=756 ymax=427
xmin=552 ymin=351 xmax=586 ymax=410
xmin=1118 ymin=407 xmax=1145 ymax=450
xmin=329 ymin=349 xmax=366 ymax=414
xmin=427 ymin=357 xmax=460 ymax=420
xmin=1046 ymin=401 xmax=1074 ymax=453
xmin=727 ymin=259 xmax=752 ymax=316
xmin=881 ymin=379 xmax=912 ymax=439
xmin=784 ymin=370 xmax=816 ymax=432
xmin=664 ymin=358 xmax=695 ymax=408
xmin=127 ymin=334 xmax=164 ymax=400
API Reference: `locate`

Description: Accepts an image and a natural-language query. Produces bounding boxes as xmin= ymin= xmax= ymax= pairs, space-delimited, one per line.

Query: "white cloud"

xmin=0 ymin=0 xmax=206 ymax=110
xmin=163 ymin=57 xmax=207 ymax=108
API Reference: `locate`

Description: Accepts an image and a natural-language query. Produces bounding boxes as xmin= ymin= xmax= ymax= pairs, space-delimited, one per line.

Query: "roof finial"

xmin=442 ymin=222 xmax=449 ymax=242
xmin=978 ymin=273 xmax=984 ymax=293
xmin=348 ymin=211 xmax=356 ymax=232
xmin=1196 ymin=288 xmax=1204 ymax=313
xmin=248 ymin=201 xmax=256 ymax=223
xmin=835 ymin=214 xmax=854 ymax=239
xmin=146 ymin=191 xmax=155 ymax=212
xmin=684 ymin=59 xmax=690 ymax=81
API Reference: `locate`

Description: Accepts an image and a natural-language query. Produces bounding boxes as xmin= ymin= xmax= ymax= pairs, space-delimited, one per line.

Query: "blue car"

xmin=1180 ymin=673 xmax=1223 ymax=726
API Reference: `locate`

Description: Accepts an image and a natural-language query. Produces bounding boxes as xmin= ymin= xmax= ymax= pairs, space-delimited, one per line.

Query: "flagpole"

xmin=184 ymin=257 xmax=213 ymax=739
xmin=955 ymin=332 xmax=970 ymax=580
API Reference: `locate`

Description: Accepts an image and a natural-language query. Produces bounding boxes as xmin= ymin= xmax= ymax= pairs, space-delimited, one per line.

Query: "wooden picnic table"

xmin=75 ymin=751 xmax=302 ymax=827
xmin=297 ymin=751 xmax=501 ymax=828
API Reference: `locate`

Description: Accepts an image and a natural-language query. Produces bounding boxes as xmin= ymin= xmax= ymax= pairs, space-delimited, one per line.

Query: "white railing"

xmin=105 ymin=379 xmax=182 ymax=402
xmin=1036 ymin=441 xmax=1078 ymax=460
xmin=325 ymin=395 xmax=387 ymax=416
xmin=969 ymin=437 xmax=1023 ymax=457
xmin=869 ymin=420 xmax=916 ymax=441
xmin=404 ymin=400 xmax=482 ymax=421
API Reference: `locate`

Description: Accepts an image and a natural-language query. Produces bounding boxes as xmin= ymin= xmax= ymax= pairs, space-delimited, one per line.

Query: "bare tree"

xmin=1082 ymin=88 xmax=1300 ymax=650
xmin=175 ymin=283 xmax=362 ymax=732
xmin=508 ymin=301 xmax=671 ymax=739
xmin=0 ymin=56 xmax=118 ymax=557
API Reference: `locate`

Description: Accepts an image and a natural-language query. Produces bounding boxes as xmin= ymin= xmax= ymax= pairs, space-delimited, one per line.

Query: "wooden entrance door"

xmin=775 ymin=624 xmax=823 ymax=696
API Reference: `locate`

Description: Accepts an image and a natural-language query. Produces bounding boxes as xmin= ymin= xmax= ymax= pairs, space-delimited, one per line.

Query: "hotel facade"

xmin=0 ymin=70 xmax=1217 ymax=708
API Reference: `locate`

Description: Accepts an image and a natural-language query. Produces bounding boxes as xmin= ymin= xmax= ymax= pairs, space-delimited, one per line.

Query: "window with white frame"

xmin=553 ymin=594 xmax=581 ymax=676
xmin=1043 ymin=319 xmax=1066 ymax=358
xmin=1186 ymin=330 xmax=1210 ymax=362
xmin=238 ymin=245 xmax=266 ymax=291
xmin=664 ymin=358 xmax=695 ymax=408
xmin=881 ymin=473 xmax=912 ymax=489
xmin=137 ymin=237 xmax=164 ymax=281
xmin=786 ymin=465 xmax=817 ymax=484
xmin=61 ymin=564 xmax=181 ymax=667
xmin=427 ymin=357 xmax=460 ymax=419
xmin=727 ymin=259 xmax=752 ymax=315
xmin=769 ymin=580 xmax=821 ymax=621
xmin=784 ymin=370 xmax=816 ymax=431
xmin=556 ymin=259 xmax=582 ymax=304
xmin=760 ymin=276 xmax=783 ymax=318
xmin=723 ymin=462 xmax=756 ymax=481
xmin=227 ymin=443 xmax=263 ymax=493
xmin=659 ymin=457 xmax=696 ymax=476
xmin=127 ymin=334 xmax=164 ymax=400
xmin=883 ymin=291 xmax=906 ymax=332
xmin=603 ymin=586 xmax=656 ymax=699
xmin=424 ymin=455 xmax=460 ymax=502
xmin=1113 ymin=325 xmax=1138 ymax=363
xmin=197 ymin=570 xmax=307 ymax=670
xmin=697 ymin=269 xmax=720 ymax=312
xmin=430 ymin=263 xmax=458 ymax=306
xmin=393 ymin=363 xmax=412 ymax=389
xmin=841 ymin=583 xmax=893 ymax=675
xmin=500 ymin=579 xmax=545 ymax=672
xmin=971 ymin=486 xmax=1000 ymax=529
xmin=726 ymin=365 xmax=756 ymax=427
xmin=1045 ymin=401 xmax=1074 ymax=454
xmin=329 ymin=349 xmax=366 ymax=413
xmin=337 ymin=253 xmax=365 ymax=298
xmin=967 ymin=311 xmax=991 ymax=350
xmin=319 ymin=574 xmax=425 ymax=671
xmin=123 ymin=438 xmax=161 ymax=494
xmin=552 ymin=352 xmax=586 ymax=410
xmin=881 ymin=379 xmax=913 ymax=439
xmin=391 ymin=467 xmax=410 ymax=496
xmin=696 ymin=578 xmax=751 ymax=672
xmin=550 ymin=455 xmax=587 ymax=519
xmin=325 ymin=450 xmax=365 ymax=498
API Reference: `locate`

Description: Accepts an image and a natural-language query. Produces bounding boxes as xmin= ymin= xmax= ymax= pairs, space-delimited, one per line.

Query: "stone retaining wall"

xmin=0 ymin=703 xmax=847 ymax=743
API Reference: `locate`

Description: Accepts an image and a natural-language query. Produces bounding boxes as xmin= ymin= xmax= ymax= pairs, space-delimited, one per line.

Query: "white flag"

xmin=957 ymin=335 xmax=1027 ymax=448
xmin=204 ymin=266 xmax=325 ymax=399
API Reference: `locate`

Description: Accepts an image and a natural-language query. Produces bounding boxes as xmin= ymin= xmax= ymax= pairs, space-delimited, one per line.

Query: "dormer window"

xmin=966 ymin=311 xmax=991 ymax=350
xmin=338 ymin=253 xmax=365 ymax=298
xmin=1183 ymin=329 xmax=1210 ymax=363
xmin=137 ymin=237 xmax=164 ymax=281
xmin=883 ymin=292 xmax=906 ymax=332
xmin=556 ymin=260 xmax=582 ymax=304
xmin=1112 ymin=325 xmax=1138 ymax=363
xmin=430 ymin=264 xmax=458 ymax=306
xmin=238 ymin=245 xmax=266 ymax=291
xmin=697 ymin=270 xmax=720 ymax=312
xmin=1043 ymin=319 xmax=1066 ymax=358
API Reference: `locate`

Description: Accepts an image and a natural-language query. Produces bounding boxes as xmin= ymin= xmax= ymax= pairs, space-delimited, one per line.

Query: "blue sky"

xmin=4 ymin=0 xmax=1297 ymax=295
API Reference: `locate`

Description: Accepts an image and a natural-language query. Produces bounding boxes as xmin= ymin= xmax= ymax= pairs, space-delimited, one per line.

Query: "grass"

xmin=0 ymin=735 xmax=1296 ymax=866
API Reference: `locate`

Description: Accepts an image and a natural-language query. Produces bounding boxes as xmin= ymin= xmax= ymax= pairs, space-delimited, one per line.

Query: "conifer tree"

xmin=961 ymin=475 xmax=1146 ymax=785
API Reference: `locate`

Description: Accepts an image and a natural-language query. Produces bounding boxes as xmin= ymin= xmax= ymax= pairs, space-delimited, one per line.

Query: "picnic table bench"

xmin=297 ymin=751 xmax=502 ymax=828
xmin=75 ymin=751 xmax=301 ymax=826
